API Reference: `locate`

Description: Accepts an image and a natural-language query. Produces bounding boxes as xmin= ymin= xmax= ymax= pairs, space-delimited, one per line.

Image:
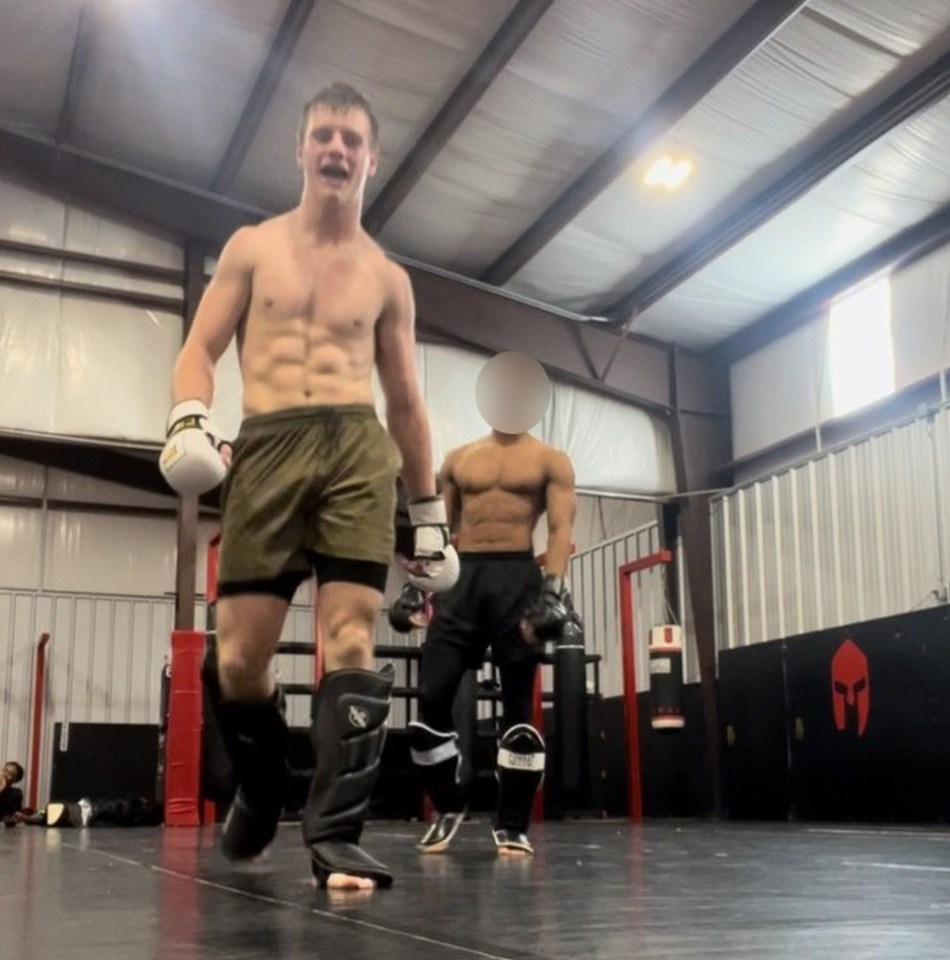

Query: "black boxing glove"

xmin=521 ymin=573 xmax=573 ymax=643
xmin=387 ymin=583 xmax=432 ymax=634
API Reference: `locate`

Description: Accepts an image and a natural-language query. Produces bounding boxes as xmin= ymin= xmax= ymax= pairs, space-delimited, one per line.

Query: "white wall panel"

xmin=0 ymin=289 xmax=182 ymax=442
xmin=0 ymin=505 xmax=43 ymax=589
xmin=731 ymin=316 xmax=831 ymax=461
xmin=44 ymin=511 xmax=177 ymax=596
xmin=0 ymin=455 xmax=45 ymax=498
xmin=732 ymin=246 xmax=950 ymax=462
xmin=0 ymin=172 xmax=186 ymax=443
xmin=890 ymin=244 xmax=950 ymax=392
xmin=713 ymin=412 xmax=946 ymax=649
xmin=55 ymin=298 xmax=181 ymax=442
xmin=544 ymin=380 xmax=675 ymax=495
xmin=0 ymin=174 xmax=67 ymax=246
xmin=0 ymin=285 xmax=61 ymax=433
xmin=63 ymin=203 xmax=183 ymax=268
xmin=0 ymin=591 xmax=36 ymax=771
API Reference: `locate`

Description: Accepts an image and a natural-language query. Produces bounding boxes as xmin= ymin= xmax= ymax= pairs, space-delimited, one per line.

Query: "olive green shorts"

xmin=217 ymin=405 xmax=402 ymax=600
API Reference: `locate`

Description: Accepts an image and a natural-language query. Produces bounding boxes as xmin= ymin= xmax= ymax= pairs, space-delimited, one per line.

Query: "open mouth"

xmin=319 ymin=164 xmax=348 ymax=183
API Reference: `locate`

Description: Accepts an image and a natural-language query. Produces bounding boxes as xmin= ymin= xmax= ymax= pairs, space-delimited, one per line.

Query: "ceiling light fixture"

xmin=643 ymin=156 xmax=693 ymax=190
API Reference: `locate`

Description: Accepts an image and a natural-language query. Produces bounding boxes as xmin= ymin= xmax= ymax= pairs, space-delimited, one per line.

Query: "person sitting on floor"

xmin=0 ymin=761 xmax=25 ymax=825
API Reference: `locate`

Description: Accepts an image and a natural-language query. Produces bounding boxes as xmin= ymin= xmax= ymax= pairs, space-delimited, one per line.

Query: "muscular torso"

xmin=237 ymin=214 xmax=390 ymax=415
xmin=448 ymin=435 xmax=551 ymax=553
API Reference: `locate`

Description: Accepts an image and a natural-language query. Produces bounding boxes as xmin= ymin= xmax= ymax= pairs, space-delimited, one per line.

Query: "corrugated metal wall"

xmin=0 ymin=582 xmax=438 ymax=806
xmin=566 ymin=521 xmax=694 ymax=696
xmin=712 ymin=407 xmax=950 ymax=649
xmin=0 ymin=590 xmax=181 ymax=805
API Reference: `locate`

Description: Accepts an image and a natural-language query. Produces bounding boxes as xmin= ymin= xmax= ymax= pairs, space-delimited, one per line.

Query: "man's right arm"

xmin=172 ymin=227 xmax=254 ymax=404
xmin=160 ymin=228 xmax=253 ymax=496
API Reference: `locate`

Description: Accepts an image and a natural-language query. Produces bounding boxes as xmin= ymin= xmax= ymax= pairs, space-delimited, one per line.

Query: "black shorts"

xmin=425 ymin=551 xmax=543 ymax=667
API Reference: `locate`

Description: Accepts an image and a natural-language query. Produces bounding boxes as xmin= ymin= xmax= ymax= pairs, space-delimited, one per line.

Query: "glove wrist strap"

xmin=167 ymin=398 xmax=211 ymax=434
xmin=408 ymin=497 xmax=447 ymax=527
xmin=541 ymin=572 xmax=566 ymax=596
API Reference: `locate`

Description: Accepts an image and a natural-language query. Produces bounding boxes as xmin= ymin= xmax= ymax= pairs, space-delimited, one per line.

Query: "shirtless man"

xmin=401 ymin=353 xmax=578 ymax=855
xmin=159 ymin=83 xmax=458 ymax=890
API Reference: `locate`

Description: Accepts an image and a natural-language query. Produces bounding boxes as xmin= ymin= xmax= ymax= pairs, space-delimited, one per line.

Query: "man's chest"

xmin=251 ymin=250 xmax=386 ymax=329
xmin=455 ymin=450 xmax=547 ymax=496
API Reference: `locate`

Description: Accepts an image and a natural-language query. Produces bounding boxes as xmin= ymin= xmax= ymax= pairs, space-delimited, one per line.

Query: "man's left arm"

xmin=542 ymin=450 xmax=577 ymax=580
xmin=375 ymin=265 xmax=435 ymax=501
xmin=376 ymin=264 xmax=458 ymax=592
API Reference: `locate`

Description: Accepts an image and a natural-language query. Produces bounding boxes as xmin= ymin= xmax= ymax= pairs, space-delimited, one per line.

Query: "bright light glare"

xmin=644 ymin=156 xmax=693 ymax=190
xmin=829 ymin=278 xmax=894 ymax=417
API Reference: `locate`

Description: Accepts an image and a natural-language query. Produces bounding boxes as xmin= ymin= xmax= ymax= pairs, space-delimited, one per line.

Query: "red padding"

xmin=164 ymin=630 xmax=205 ymax=826
xmin=531 ymin=664 xmax=544 ymax=822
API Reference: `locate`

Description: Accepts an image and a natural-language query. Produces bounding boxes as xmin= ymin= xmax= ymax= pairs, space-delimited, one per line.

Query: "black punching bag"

xmin=553 ymin=611 xmax=589 ymax=810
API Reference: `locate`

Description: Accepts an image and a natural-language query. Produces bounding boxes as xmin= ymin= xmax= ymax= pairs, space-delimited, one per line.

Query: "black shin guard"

xmin=408 ymin=722 xmax=465 ymax=814
xmin=202 ymin=651 xmax=289 ymax=860
xmin=303 ymin=665 xmax=394 ymax=887
xmin=200 ymin=642 xmax=237 ymax=802
xmin=409 ymin=722 xmax=467 ymax=853
xmin=494 ymin=724 xmax=545 ymax=847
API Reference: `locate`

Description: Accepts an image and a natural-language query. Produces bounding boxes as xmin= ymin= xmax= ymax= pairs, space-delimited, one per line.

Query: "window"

xmin=828 ymin=277 xmax=894 ymax=418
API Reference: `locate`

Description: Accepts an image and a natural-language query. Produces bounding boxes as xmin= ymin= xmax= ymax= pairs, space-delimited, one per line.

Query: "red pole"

xmin=617 ymin=551 xmax=672 ymax=822
xmin=531 ymin=664 xmax=544 ymax=822
xmin=27 ymin=633 xmax=50 ymax=811
xmin=206 ymin=533 xmax=220 ymax=606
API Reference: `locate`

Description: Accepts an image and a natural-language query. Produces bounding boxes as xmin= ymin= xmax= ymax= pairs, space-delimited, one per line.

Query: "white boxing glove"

xmin=159 ymin=399 xmax=230 ymax=496
xmin=406 ymin=497 xmax=460 ymax=593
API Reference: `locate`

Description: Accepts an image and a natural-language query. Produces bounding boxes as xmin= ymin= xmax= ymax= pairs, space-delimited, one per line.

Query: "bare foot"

xmin=325 ymin=872 xmax=376 ymax=891
xmin=497 ymin=845 xmax=531 ymax=858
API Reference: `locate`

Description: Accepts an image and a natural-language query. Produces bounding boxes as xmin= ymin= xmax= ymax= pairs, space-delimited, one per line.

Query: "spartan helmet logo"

xmin=348 ymin=705 xmax=369 ymax=730
xmin=831 ymin=639 xmax=870 ymax=737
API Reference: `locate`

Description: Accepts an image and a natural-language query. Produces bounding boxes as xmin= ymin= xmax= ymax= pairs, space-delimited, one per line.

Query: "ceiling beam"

xmin=0 ymin=431 xmax=226 ymax=510
xmin=402 ymin=260 xmax=721 ymax=417
xmin=54 ymin=4 xmax=94 ymax=145
xmin=602 ymin=44 xmax=950 ymax=323
xmin=0 ymin=433 xmax=167 ymax=498
xmin=363 ymin=0 xmax=553 ymax=235
xmin=0 ymin=123 xmax=727 ymax=418
xmin=479 ymin=0 xmax=809 ymax=286
xmin=710 ymin=200 xmax=950 ymax=366
xmin=210 ymin=0 xmax=317 ymax=193
xmin=0 ymin=126 xmax=268 ymax=247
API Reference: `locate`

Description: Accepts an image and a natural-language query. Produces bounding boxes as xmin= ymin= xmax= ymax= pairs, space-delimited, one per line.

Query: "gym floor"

xmin=4 ymin=818 xmax=950 ymax=958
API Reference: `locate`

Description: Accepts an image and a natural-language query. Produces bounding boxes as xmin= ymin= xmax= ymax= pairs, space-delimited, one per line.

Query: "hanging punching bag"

xmin=649 ymin=625 xmax=685 ymax=730
xmin=553 ymin=611 xmax=589 ymax=809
